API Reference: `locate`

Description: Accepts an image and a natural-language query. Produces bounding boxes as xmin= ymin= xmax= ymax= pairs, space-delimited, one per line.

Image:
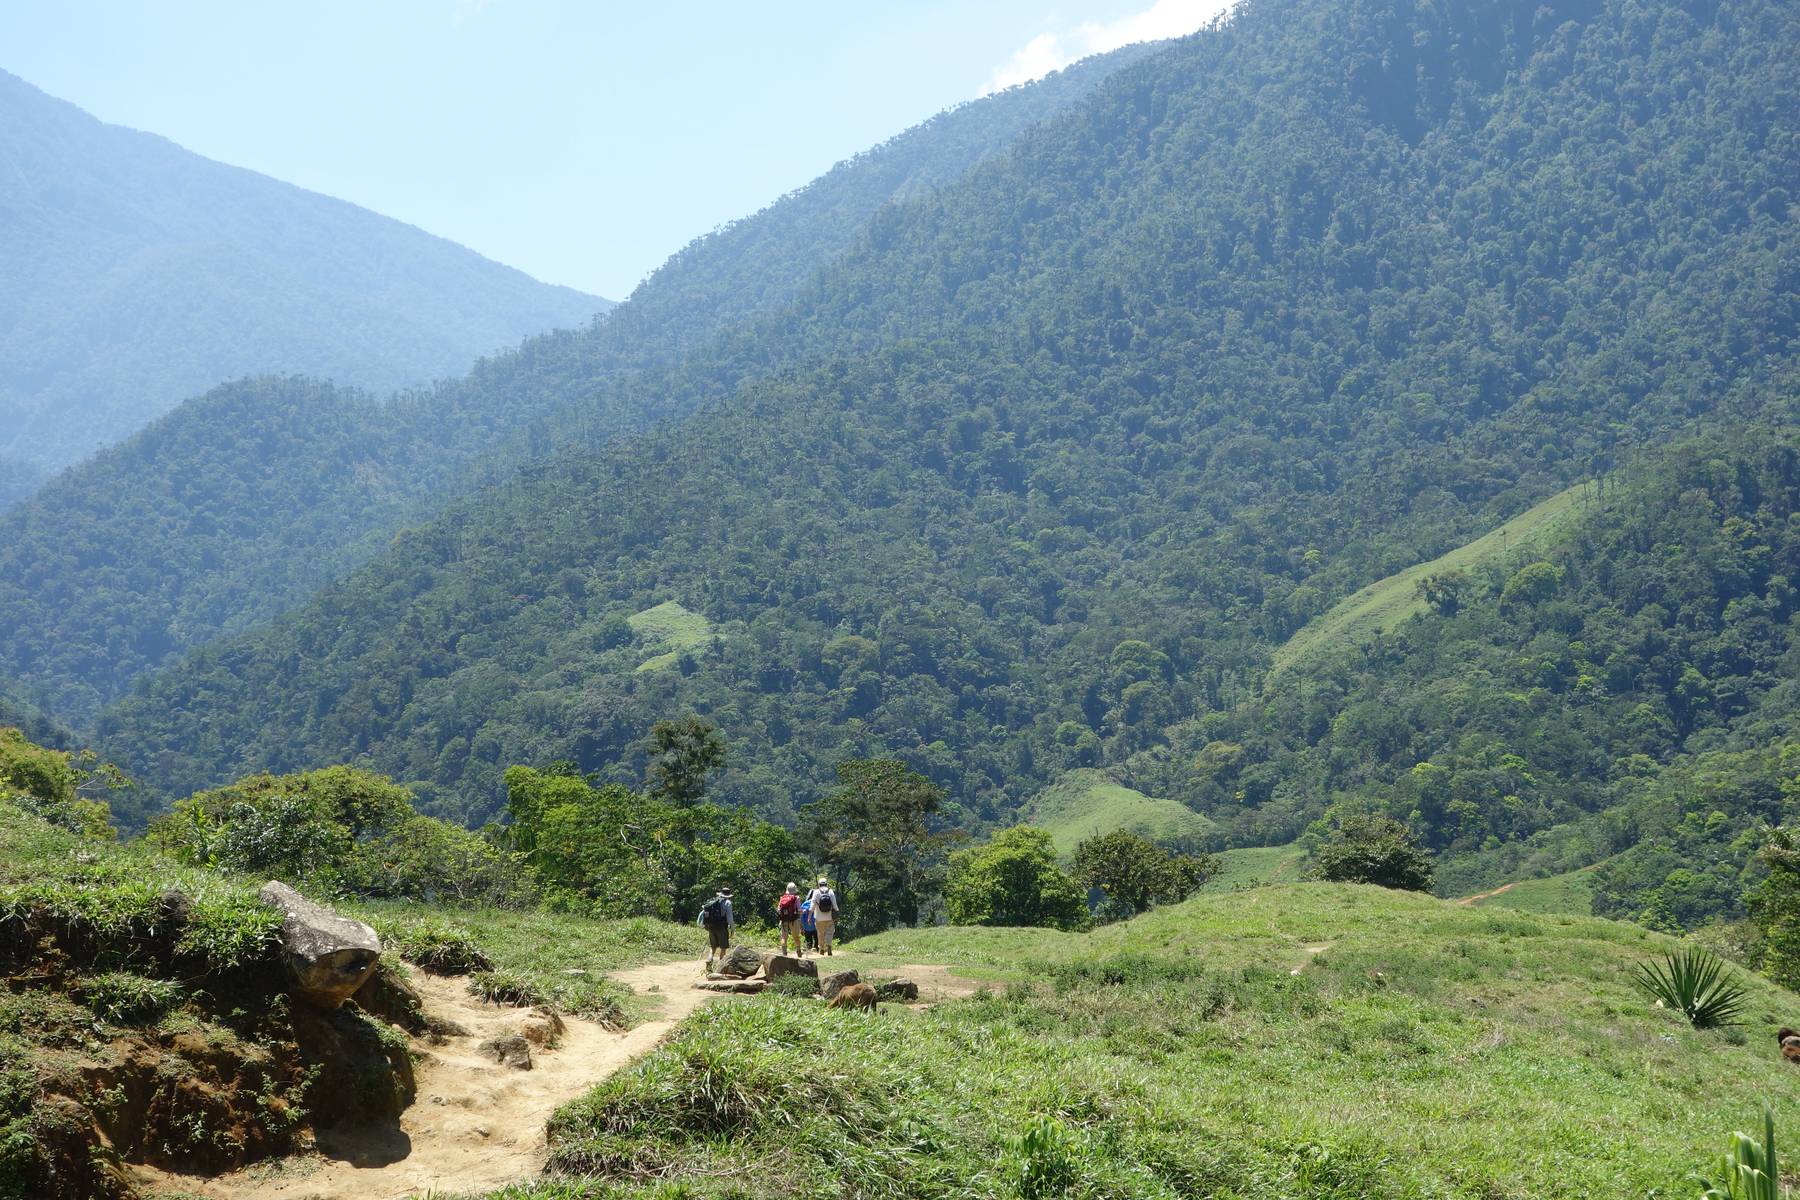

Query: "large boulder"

xmin=715 ymin=944 xmax=764 ymax=979
xmin=764 ymin=954 xmax=818 ymax=982
xmin=259 ymin=881 xmax=382 ymax=1009
xmin=820 ymin=970 xmax=860 ymax=1001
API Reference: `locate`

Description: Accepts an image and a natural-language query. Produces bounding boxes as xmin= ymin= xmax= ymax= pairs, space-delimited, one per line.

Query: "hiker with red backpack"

xmin=697 ymin=886 xmax=734 ymax=967
xmin=806 ymin=876 xmax=840 ymax=955
xmin=777 ymin=883 xmax=803 ymax=956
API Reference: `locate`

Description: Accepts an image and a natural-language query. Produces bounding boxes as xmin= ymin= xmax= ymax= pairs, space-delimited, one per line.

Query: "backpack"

xmin=777 ymin=893 xmax=800 ymax=919
xmin=701 ymin=895 xmax=729 ymax=929
xmin=814 ymin=888 xmax=835 ymax=915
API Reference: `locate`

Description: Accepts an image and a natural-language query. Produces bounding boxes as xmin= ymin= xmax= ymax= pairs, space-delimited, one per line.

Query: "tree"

xmin=645 ymin=716 xmax=727 ymax=808
xmin=1749 ymin=825 xmax=1800 ymax=990
xmin=1500 ymin=561 xmax=1564 ymax=609
xmin=1072 ymin=829 xmax=1218 ymax=919
xmin=0 ymin=727 xmax=118 ymax=841
xmin=1415 ymin=569 xmax=1470 ymax=616
xmin=1312 ymin=814 xmax=1436 ymax=891
xmin=804 ymin=757 xmax=961 ymax=935
xmin=945 ymin=827 xmax=1088 ymax=930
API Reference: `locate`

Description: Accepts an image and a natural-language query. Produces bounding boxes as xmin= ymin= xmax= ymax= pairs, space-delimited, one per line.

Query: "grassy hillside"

xmin=516 ymin=885 xmax=1800 ymax=1198
xmin=1023 ymin=769 xmax=1216 ymax=856
xmin=1202 ymin=842 xmax=1309 ymax=891
xmin=627 ymin=600 xmax=716 ymax=673
xmin=1462 ymin=868 xmax=1597 ymax=916
xmin=1269 ymin=483 xmax=1590 ymax=680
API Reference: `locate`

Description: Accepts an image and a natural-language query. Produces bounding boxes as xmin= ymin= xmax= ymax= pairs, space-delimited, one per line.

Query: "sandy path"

xmin=137 ymin=958 xmax=718 ymax=1200
xmin=1457 ymin=881 xmax=1520 ymax=905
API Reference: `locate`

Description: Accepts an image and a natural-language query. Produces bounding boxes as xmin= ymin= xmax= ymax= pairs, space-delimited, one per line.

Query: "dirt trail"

xmin=137 ymin=958 xmax=719 ymax=1200
xmin=1457 ymin=881 xmax=1520 ymax=905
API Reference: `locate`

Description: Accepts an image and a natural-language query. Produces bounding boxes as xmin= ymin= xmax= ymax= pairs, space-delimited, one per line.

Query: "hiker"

xmin=800 ymin=895 xmax=818 ymax=952
xmin=777 ymin=882 xmax=804 ymax=956
xmin=806 ymin=876 xmax=840 ymax=956
xmin=697 ymin=886 xmax=734 ymax=967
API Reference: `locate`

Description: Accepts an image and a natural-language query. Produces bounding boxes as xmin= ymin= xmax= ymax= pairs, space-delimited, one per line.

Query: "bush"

xmin=1312 ymin=815 xmax=1436 ymax=892
xmin=768 ymin=973 xmax=819 ymax=999
xmin=945 ymin=827 xmax=1089 ymax=930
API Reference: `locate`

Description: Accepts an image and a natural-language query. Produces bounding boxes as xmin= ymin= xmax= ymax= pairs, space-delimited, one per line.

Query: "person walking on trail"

xmin=806 ymin=876 xmax=840 ymax=956
xmin=800 ymin=895 xmax=818 ymax=952
xmin=777 ymin=883 xmax=804 ymax=956
xmin=698 ymin=886 xmax=734 ymax=967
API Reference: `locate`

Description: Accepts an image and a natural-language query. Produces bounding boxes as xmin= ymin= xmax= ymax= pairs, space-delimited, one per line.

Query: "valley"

xmin=2 ymin=0 xmax=1799 ymax=1194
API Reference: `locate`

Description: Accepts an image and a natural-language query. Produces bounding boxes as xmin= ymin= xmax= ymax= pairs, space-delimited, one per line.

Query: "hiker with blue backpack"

xmin=697 ymin=886 xmax=734 ymax=967
xmin=806 ymin=876 xmax=840 ymax=955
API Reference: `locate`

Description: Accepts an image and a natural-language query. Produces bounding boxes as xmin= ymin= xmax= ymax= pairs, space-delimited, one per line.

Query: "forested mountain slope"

xmin=0 ymin=68 xmax=605 ymax=488
xmin=97 ymin=0 xmax=1800 ymax=829
xmin=0 ymin=50 xmax=1142 ymax=726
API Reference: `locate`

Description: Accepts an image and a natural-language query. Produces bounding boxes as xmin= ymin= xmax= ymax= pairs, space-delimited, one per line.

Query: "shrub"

xmin=1634 ymin=947 xmax=1748 ymax=1029
xmin=768 ymin=973 xmax=819 ymax=999
xmin=945 ymin=826 xmax=1088 ymax=930
xmin=1312 ymin=815 xmax=1435 ymax=892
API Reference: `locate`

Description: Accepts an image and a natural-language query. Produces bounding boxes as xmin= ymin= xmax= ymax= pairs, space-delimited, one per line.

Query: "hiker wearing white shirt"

xmin=806 ymin=877 xmax=840 ymax=955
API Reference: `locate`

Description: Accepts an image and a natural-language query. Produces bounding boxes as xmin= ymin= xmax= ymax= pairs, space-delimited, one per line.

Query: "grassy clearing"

xmin=1464 ymin=868 xmax=1597 ymax=916
xmin=348 ymin=902 xmax=697 ymax=1025
xmin=1201 ymin=843 xmax=1308 ymax=891
xmin=1022 ymin=769 xmax=1216 ymax=856
xmin=507 ymin=884 xmax=1800 ymax=1199
xmin=627 ymin=600 xmax=715 ymax=673
xmin=1271 ymin=483 xmax=1591 ymax=679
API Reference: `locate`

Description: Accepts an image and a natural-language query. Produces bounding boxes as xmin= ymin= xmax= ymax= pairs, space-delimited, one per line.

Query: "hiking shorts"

xmin=707 ymin=925 xmax=730 ymax=953
xmin=780 ymin=918 xmax=800 ymax=940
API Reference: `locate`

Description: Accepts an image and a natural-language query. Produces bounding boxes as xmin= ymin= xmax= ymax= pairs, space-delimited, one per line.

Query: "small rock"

xmin=562 ymin=968 xmax=588 ymax=976
xmin=765 ymin=955 xmax=819 ymax=982
xmin=519 ymin=1007 xmax=566 ymax=1047
xmin=715 ymin=944 xmax=764 ymax=979
xmin=874 ymin=978 xmax=919 ymax=1002
xmin=695 ymin=979 xmax=766 ymax=994
xmin=476 ymin=1034 xmax=533 ymax=1069
xmin=647 ymin=985 xmax=661 ymax=993
xmin=820 ymin=970 xmax=860 ymax=1001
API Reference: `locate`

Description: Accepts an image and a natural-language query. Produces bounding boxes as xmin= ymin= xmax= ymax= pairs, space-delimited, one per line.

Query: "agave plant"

xmin=1635 ymin=947 xmax=1749 ymax=1029
xmin=1699 ymin=1107 xmax=1785 ymax=1200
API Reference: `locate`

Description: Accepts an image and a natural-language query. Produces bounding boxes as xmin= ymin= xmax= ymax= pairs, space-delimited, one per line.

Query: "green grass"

xmin=1021 ymin=769 xmax=1216 ymax=856
xmin=349 ymin=901 xmax=697 ymax=1024
xmin=627 ymin=600 xmax=716 ymax=673
xmin=1201 ymin=843 xmax=1308 ymax=891
xmin=1271 ymin=483 xmax=1591 ymax=680
xmin=1464 ymin=868 xmax=1597 ymax=916
xmin=508 ymin=884 xmax=1800 ymax=1199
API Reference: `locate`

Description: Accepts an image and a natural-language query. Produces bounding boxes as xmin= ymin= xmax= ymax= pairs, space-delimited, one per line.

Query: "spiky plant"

xmin=1635 ymin=947 xmax=1749 ymax=1029
xmin=1699 ymin=1107 xmax=1785 ymax=1200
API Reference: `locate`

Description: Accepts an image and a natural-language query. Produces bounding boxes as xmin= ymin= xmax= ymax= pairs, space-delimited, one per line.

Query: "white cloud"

xmin=983 ymin=0 xmax=1234 ymax=94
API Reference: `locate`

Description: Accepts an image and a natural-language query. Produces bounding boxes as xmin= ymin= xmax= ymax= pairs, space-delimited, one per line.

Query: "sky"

xmin=4 ymin=0 xmax=1228 ymax=301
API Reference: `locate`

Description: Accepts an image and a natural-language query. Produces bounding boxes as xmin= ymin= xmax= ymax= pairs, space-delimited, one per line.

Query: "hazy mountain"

xmin=0 ymin=48 xmax=1150 ymax=727
xmin=0 ymin=67 xmax=607 ymax=487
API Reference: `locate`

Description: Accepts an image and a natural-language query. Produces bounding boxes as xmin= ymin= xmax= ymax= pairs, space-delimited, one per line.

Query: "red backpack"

xmin=777 ymin=893 xmax=800 ymax=919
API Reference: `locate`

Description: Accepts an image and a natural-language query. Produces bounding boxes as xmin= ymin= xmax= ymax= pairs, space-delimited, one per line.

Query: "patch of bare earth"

xmin=134 ymin=958 xmax=725 ymax=1200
